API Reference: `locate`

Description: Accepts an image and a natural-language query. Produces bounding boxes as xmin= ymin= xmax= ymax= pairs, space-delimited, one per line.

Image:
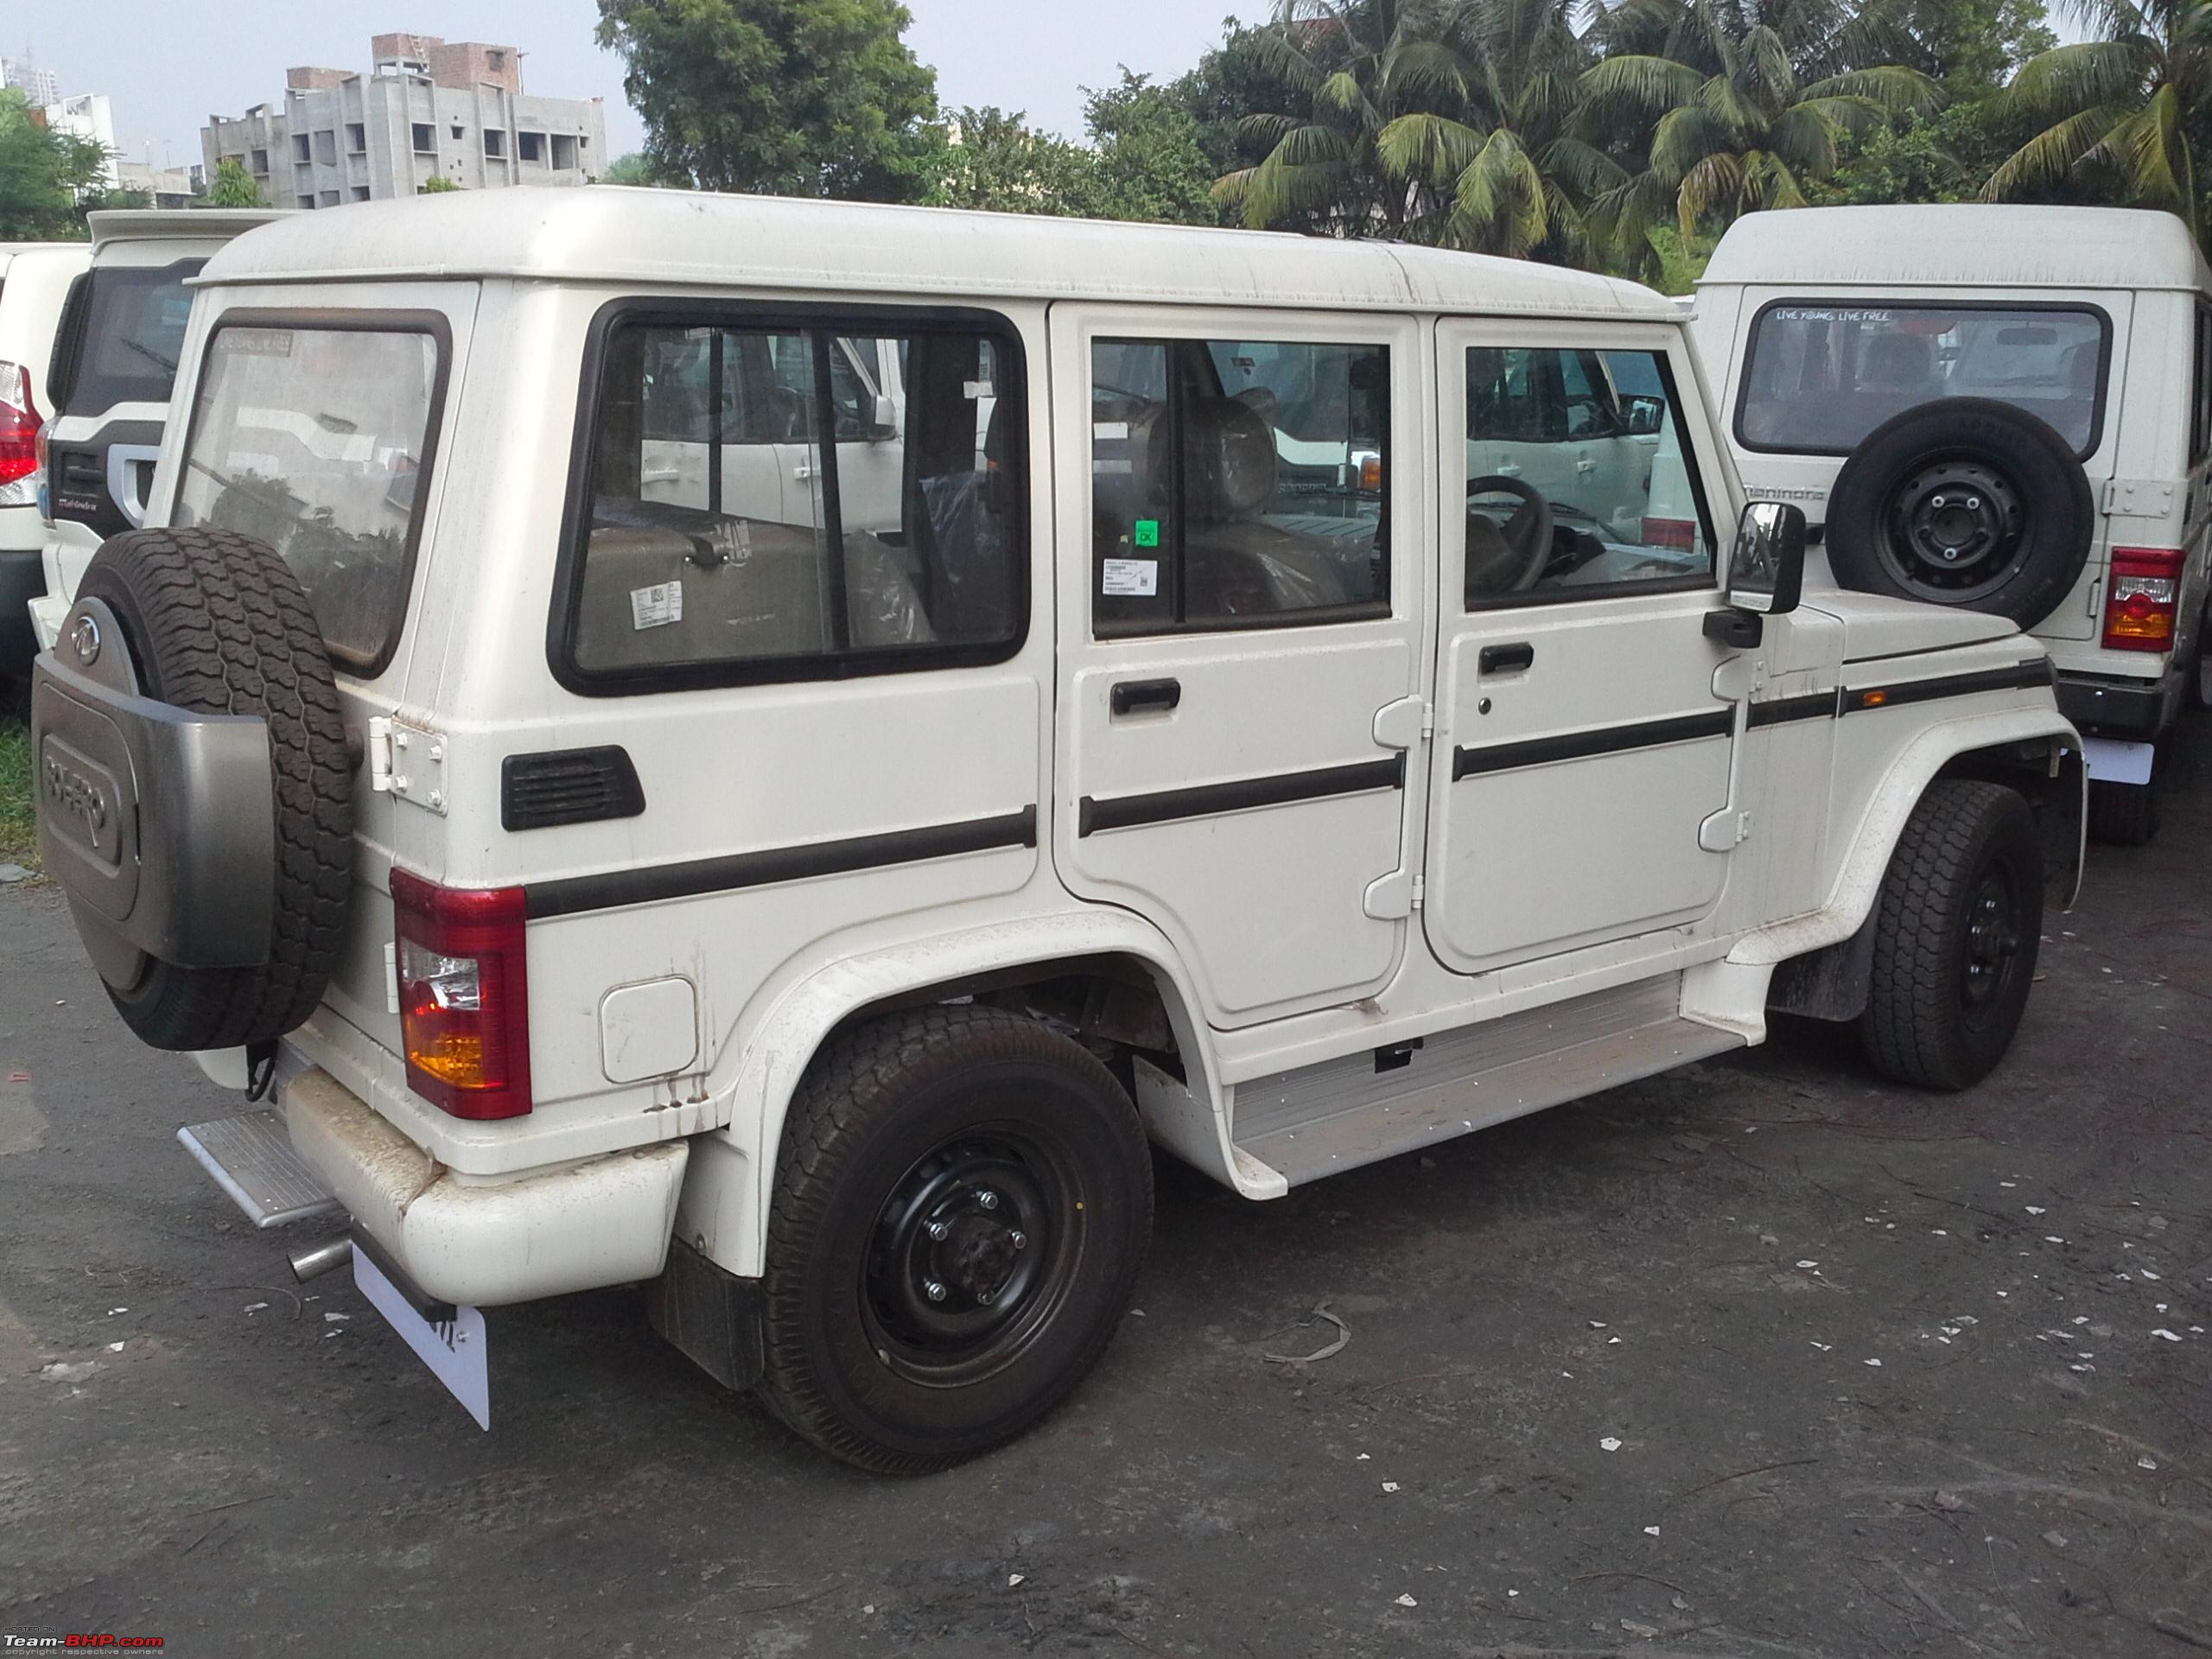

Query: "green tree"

xmin=601 ymin=151 xmax=659 ymax=186
xmin=596 ymin=0 xmax=939 ymax=201
xmin=418 ymin=175 xmax=461 ymax=194
xmin=927 ymin=106 xmax=1096 ymax=214
xmin=1214 ymin=0 xmax=1619 ymax=262
xmin=0 ymin=88 xmax=111 ymax=238
xmin=1985 ymin=0 xmax=2212 ymax=239
xmin=1081 ymin=72 xmax=1220 ymax=225
xmin=1578 ymin=3 xmax=1941 ymax=264
xmin=204 ymin=156 xmax=264 ymax=207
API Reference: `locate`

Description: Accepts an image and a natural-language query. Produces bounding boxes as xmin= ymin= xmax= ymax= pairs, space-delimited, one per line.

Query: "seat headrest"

xmin=1128 ymin=397 xmax=1277 ymax=523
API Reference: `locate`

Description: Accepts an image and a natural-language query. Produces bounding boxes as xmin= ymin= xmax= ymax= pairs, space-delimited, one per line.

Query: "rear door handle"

xmin=1110 ymin=677 xmax=1182 ymax=716
xmin=1478 ymin=642 xmax=1535 ymax=675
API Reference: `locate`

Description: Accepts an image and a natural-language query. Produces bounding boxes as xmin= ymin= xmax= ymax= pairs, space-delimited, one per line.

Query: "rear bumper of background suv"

xmin=2056 ymin=668 xmax=2184 ymax=742
xmin=0 ymin=545 xmax=43 ymax=682
xmin=281 ymin=1069 xmax=689 ymax=1306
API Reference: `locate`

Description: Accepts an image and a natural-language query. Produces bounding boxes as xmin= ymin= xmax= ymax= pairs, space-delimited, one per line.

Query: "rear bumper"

xmin=2056 ymin=668 xmax=2183 ymax=741
xmin=0 ymin=546 xmax=42 ymax=681
xmin=281 ymin=1069 xmax=688 ymax=1306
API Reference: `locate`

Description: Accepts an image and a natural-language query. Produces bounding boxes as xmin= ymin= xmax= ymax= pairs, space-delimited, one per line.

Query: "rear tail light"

xmin=391 ymin=870 xmax=532 ymax=1119
xmin=2103 ymin=547 xmax=2185 ymax=652
xmin=1642 ymin=516 xmax=1698 ymax=550
xmin=0 ymin=361 xmax=42 ymax=501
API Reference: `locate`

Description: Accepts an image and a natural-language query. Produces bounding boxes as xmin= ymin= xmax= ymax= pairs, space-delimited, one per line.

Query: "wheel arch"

xmin=678 ymin=912 xmax=1232 ymax=1280
xmin=1738 ymin=709 xmax=2082 ymax=1015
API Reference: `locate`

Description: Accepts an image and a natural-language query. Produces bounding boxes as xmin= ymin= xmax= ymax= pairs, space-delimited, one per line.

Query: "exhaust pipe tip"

xmin=289 ymin=1236 xmax=353 ymax=1283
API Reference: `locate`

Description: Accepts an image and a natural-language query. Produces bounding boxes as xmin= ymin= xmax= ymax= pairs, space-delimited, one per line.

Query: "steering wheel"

xmin=1465 ymin=475 xmax=1554 ymax=595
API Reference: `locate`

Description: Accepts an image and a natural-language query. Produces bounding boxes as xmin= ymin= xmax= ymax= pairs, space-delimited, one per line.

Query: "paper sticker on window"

xmin=1094 ymin=421 xmax=1130 ymax=442
xmin=1102 ymin=558 xmax=1158 ymax=597
xmin=630 ymin=581 xmax=684 ymax=630
xmin=1133 ymin=519 xmax=1160 ymax=549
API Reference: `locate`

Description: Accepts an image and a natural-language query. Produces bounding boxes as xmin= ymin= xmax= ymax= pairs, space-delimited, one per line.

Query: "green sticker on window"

xmin=1134 ymin=519 xmax=1160 ymax=549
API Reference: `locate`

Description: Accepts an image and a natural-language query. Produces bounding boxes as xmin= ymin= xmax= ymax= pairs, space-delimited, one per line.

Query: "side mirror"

xmin=1727 ymin=500 xmax=1806 ymax=615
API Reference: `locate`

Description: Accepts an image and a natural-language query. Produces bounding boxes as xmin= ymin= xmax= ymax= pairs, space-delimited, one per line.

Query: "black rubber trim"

xmin=2056 ymin=670 xmax=2181 ymax=739
xmin=1747 ymin=690 xmax=1840 ymax=728
xmin=1079 ymin=755 xmax=1405 ymax=837
xmin=1452 ymin=709 xmax=1732 ymax=781
xmin=525 ymin=807 xmax=1037 ymax=918
xmin=1841 ymin=658 xmax=2056 ymax=715
xmin=351 ymin=1229 xmax=454 ymax=1325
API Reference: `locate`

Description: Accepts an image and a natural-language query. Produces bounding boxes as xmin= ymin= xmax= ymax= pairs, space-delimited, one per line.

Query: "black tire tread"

xmin=1860 ymin=779 xmax=2040 ymax=1091
xmin=77 ymin=526 xmax=352 ymax=1048
xmin=758 ymin=1006 xmax=1151 ymax=1476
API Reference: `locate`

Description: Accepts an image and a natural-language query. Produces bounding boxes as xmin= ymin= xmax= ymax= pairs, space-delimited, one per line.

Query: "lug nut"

xmin=926 ymin=1220 xmax=950 ymax=1242
xmin=925 ymin=1280 xmax=947 ymax=1303
xmin=977 ymin=1290 xmax=995 ymax=1306
xmin=1009 ymin=1230 xmax=1027 ymax=1249
xmin=976 ymin=1190 xmax=999 ymax=1210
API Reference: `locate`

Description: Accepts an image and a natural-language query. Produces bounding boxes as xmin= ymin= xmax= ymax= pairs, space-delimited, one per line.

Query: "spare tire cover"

xmin=1825 ymin=397 xmax=2094 ymax=628
xmin=69 ymin=527 xmax=353 ymax=1051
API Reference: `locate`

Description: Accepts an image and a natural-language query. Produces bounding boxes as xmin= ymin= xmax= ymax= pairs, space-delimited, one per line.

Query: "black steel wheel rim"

xmin=1878 ymin=460 xmax=2030 ymax=601
xmin=861 ymin=1123 xmax=1084 ymax=1387
xmin=1960 ymin=865 xmax=2024 ymax=1021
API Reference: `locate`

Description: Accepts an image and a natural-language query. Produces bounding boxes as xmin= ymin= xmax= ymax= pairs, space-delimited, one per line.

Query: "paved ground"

xmin=1 ymin=727 xmax=2207 ymax=1659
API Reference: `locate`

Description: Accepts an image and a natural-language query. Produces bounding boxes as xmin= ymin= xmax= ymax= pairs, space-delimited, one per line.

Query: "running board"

xmin=1230 ymin=976 xmax=1743 ymax=1189
xmin=177 ymin=1109 xmax=341 ymax=1229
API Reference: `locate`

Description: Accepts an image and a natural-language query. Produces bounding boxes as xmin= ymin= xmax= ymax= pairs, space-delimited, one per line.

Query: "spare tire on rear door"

xmin=36 ymin=527 xmax=353 ymax=1052
xmin=1826 ymin=397 xmax=2094 ymax=627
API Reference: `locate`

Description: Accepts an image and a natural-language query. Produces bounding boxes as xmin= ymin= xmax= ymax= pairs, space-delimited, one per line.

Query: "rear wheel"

xmin=2189 ymin=593 xmax=2212 ymax=713
xmin=758 ymin=1007 xmax=1153 ymax=1474
xmin=1860 ymin=780 xmax=2043 ymax=1091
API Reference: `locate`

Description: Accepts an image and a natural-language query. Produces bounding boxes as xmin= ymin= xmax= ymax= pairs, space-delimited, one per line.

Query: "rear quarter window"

xmin=1737 ymin=301 xmax=2109 ymax=458
xmin=172 ymin=316 xmax=448 ymax=675
xmin=54 ymin=261 xmax=207 ymax=416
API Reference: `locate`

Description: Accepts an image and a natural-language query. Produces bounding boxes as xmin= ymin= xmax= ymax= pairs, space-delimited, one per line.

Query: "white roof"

xmin=197 ymin=187 xmax=1682 ymax=321
xmin=1700 ymin=205 xmax=2212 ymax=295
xmin=88 ymin=208 xmax=290 ymax=254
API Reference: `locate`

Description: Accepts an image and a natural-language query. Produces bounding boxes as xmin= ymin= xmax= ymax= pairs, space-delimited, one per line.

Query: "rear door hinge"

xmin=366 ymin=715 xmax=448 ymax=816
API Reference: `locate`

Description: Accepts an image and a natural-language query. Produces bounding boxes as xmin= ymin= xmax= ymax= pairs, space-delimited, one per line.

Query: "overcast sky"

xmin=10 ymin=1 xmax=2086 ymax=174
xmin=6 ymin=1 xmax=1249 ymax=170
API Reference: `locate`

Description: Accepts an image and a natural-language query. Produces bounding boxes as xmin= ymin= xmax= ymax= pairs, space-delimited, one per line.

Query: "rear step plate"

xmin=176 ymin=1109 xmax=341 ymax=1229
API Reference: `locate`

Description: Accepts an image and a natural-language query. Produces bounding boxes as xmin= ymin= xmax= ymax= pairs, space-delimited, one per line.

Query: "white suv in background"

xmin=1691 ymin=204 xmax=2212 ymax=843
xmin=0 ymin=241 xmax=91 ymax=695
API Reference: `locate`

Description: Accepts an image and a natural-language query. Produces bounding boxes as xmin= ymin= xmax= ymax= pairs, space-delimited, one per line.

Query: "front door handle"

xmin=1110 ymin=677 xmax=1182 ymax=716
xmin=1478 ymin=642 xmax=1535 ymax=676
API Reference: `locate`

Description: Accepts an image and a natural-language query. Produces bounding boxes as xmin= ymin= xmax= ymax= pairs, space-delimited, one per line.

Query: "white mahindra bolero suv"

xmin=1691 ymin=204 xmax=2212 ymax=845
xmin=31 ymin=191 xmax=2083 ymax=1472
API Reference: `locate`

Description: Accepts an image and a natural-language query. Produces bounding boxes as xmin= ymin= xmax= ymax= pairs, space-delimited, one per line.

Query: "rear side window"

xmin=173 ymin=319 xmax=448 ymax=674
xmin=1090 ymin=335 xmax=1389 ymax=635
xmin=54 ymin=260 xmax=207 ymax=416
xmin=1738 ymin=302 xmax=2109 ymax=457
xmin=560 ymin=308 xmax=1027 ymax=691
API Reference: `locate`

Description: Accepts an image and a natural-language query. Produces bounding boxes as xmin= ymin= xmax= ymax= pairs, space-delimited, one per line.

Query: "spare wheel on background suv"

xmin=1825 ymin=398 xmax=2094 ymax=628
xmin=30 ymin=526 xmax=353 ymax=1052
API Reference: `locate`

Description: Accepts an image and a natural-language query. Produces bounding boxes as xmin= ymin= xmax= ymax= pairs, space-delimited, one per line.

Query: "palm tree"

xmin=1984 ymin=1 xmax=2212 ymax=238
xmin=1577 ymin=1 xmax=1941 ymax=268
xmin=1214 ymin=0 xmax=1623 ymax=263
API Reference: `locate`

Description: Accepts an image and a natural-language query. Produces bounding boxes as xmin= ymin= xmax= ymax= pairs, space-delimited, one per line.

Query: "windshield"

xmin=1738 ymin=302 xmax=2107 ymax=456
xmin=173 ymin=323 xmax=442 ymax=671
xmin=60 ymin=261 xmax=206 ymax=415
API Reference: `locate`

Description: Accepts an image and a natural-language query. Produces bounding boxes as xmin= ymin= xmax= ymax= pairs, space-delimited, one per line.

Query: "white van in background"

xmin=0 ymin=242 xmax=92 ymax=694
xmin=29 ymin=210 xmax=284 ymax=654
xmin=1691 ymin=204 xmax=2211 ymax=842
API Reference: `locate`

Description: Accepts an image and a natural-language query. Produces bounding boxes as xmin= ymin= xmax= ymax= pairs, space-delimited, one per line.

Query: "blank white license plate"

xmin=2082 ymin=737 xmax=2155 ymax=785
xmin=355 ymin=1244 xmax=490 ymax=1430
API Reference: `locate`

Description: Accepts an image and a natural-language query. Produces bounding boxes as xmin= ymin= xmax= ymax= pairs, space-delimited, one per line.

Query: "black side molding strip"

xmin=1747 ymin=690 xmax=1841 ymax=729
xmin=526 ymin=807 xmax=1037 ymax=918
xmin=1843 ymin=658 xmax=2056 ymax=714
xmin=1453 ymin=709 xmax=1732 ymax=781
xmin=1080 ymin=755 xmax=1405 ymax=837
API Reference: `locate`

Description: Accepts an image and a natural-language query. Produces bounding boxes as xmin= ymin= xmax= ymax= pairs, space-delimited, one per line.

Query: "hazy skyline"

xmin=5 ymin=1 xmax=1244 ymax=172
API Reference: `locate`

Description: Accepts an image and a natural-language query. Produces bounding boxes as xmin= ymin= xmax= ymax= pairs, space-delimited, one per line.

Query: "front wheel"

xmin=1860 ymin=780 xmax=2044 ymax=1091
xmin=758 ymin=1007 xmax=1154 ymax=1474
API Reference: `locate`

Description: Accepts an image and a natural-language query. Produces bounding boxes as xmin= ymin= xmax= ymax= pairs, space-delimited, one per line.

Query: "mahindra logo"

xmin=42 ymin=755 xmax=111 ymax=853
